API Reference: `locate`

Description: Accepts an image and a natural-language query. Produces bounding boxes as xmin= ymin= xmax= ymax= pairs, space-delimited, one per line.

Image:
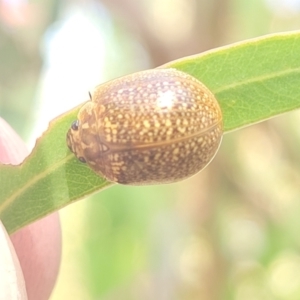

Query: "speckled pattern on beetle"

xmin=66 ymin=68 xmax=223 ymax=185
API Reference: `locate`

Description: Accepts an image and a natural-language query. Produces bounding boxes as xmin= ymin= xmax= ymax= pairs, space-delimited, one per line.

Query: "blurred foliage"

xmin=1 ymin=0 xmax=300 ymax=300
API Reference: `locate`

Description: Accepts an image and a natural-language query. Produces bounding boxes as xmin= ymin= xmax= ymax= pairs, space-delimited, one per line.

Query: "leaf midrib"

xmin=0 ymin=153 xmax=74 ymax=213
xmin=214 ymin=67 xmax=300 ymax=94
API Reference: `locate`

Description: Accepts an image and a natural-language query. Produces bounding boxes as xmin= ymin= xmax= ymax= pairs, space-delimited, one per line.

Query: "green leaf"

xmin=163 ymin=31 xmax=300 ymax=131
xmin=0 ymin=107 xmax=113 ymax=233
xmin=1 ymin=31 xmax=300 ymax=233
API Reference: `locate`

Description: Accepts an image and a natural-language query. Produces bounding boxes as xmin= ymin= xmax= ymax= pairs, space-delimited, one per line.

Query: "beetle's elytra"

xmin=66 ymin=68 xmax=223 ymax=185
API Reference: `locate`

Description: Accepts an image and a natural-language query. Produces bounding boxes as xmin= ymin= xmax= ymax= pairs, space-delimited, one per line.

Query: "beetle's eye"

xmin=71 ymin=120 xmax=79 ymax=131
xmin=79 ymin=157 xmax=86 ymax=163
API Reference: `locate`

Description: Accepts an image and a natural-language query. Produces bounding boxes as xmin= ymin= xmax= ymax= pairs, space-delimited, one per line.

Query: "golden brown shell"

xmin=66 ymin=68 xmax=223 ymax=185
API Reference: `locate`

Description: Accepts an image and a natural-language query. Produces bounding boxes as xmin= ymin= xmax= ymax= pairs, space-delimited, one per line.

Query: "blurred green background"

xmin=1 ymin=0 xmax=300 ymax=299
